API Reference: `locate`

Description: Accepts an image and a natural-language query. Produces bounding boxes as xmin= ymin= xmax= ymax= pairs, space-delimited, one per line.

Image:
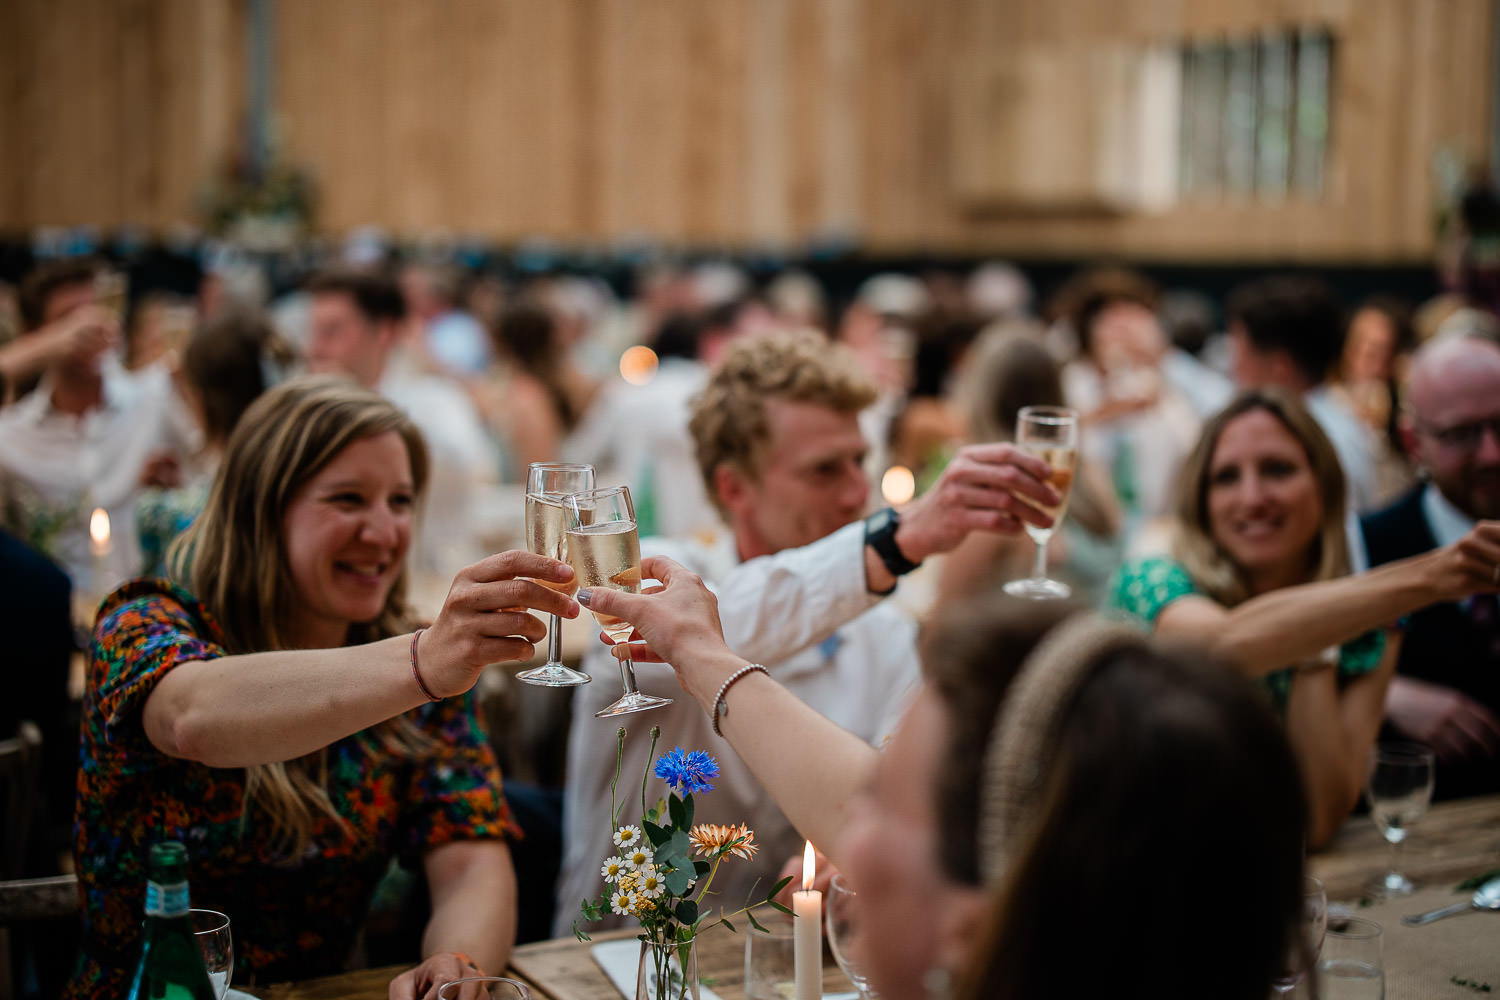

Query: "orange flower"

xmin=689 ymin=822 xmax=758 ymax=860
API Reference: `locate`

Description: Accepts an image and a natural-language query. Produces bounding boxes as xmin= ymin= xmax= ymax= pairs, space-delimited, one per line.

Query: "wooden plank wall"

xmin=0 ymin=0 xmax=1491 ymax=263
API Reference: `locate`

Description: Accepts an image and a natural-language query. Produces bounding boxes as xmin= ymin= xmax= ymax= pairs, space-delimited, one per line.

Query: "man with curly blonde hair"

xmin=559 ymin=330 xmax=1060 ymax=930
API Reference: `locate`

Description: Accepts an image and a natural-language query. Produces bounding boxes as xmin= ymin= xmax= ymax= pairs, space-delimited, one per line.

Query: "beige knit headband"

xmin=977 ymin=613 xmax=1147 ymax=885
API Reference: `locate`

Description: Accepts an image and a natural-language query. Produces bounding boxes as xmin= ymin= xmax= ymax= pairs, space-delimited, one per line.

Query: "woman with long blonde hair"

xmin=1109 ymin=388 xmax=1500 ymax=843
xmin=71 ymin=376 xmax=579 ymax=998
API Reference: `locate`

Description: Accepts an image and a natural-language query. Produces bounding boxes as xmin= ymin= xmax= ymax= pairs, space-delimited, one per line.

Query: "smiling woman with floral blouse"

xmin=68 ymin=376 xmax=579 ymax=999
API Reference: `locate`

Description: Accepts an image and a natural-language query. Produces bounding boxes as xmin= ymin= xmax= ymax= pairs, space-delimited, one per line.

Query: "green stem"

xmin=610 ymin=727 xmax=626 ymax=830
xmin=641 ymin=726 xmax=661 ymax=821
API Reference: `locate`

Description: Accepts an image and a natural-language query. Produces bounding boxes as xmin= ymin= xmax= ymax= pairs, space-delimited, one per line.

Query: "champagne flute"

xmin=566 ymin=486 xmax=672 ymax=717
xmin=1365 ymin=743 xmax=1435 ymax=896
xmin=826 ymin=874 xmax=880 ymax=999
xmin=1002 ymin=406 xmax=1079 ymax=600
xmin=190 ymin=909 xmax=232 ymax=1000
xmin=1270 ymin=876 xmax=1326 ymax=996
xmin=517 ymin=462 xmax=596 ymax=687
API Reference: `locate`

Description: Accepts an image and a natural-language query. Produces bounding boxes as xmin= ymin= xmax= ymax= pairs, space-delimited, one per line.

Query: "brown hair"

xmin=689 ymin=331 xmax=878 ymax=516
xmin=491 ymin=299 xmax=578 ymax=430
xmin=170 ymin=375 xmax=431 ymax=859
xmin=305 ymin=269 xmax=406 ymax=324
xmin=1170 ymin=389 xmax=1349 ymax=606
xmin=17 ymin=257 xmax=104 ymax=331
xmin=181 ymin=309 xmax=294 ymax=445
xmin=1050 ymin=266 xmax=1159 ymax=360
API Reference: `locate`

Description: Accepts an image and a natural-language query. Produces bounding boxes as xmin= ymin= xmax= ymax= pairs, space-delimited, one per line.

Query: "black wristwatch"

xmin=864 ymin=506 xmax=921 ymax=578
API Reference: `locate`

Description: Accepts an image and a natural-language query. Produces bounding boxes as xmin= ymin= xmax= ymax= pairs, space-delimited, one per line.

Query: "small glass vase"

xmin=636 ymin=933 xmax=699 ymax=1000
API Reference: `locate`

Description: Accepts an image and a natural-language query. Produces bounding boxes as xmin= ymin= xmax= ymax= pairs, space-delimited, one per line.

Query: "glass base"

xmin=595 ymin=691 xmax=674 ymax=718
xmin=1370 ymin=871 xmax=1417 ymax=896
xmin=1002 ymin=576 xmax=1072 ymax=600
xmin=515 ymin=662 xmax=592 ymax=687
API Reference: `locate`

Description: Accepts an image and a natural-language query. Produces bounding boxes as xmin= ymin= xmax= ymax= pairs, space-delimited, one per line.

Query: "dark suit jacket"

xmin=1361 ymin=486 xmax=1500 ymax=799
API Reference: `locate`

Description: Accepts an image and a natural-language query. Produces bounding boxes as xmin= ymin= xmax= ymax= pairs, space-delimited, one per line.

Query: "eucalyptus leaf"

xmin=665 ymin=866 xmax=693 ymax=896
xmin=675 ymin=899 xmax=699 ymax=925
xmin=643 ymin=819 xmax=669 ymax=848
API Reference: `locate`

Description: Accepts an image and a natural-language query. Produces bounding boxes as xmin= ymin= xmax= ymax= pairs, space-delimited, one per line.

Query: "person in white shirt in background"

xmin=399 ymin=259 xmax=492 ymax=377
xmin=304 ymin=269 xmax=493 ymax=577
xmin=0 ymin=257 xmax=201 ymax=592
xmin=555 ymin=330 xmax=1062 ymax=934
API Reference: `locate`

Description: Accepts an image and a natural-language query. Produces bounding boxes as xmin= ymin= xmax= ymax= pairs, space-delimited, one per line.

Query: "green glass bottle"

xmin=125 ymin=841 xmax=218 ymax=1000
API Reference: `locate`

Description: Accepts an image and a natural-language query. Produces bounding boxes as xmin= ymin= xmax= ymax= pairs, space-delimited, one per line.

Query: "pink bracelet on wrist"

xmin=410 ymin=628 xmax=442 ymax=702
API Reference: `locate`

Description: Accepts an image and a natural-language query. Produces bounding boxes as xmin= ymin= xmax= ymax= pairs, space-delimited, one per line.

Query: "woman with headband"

xmin=578 ymin=561 xmax=1306 ymax=1000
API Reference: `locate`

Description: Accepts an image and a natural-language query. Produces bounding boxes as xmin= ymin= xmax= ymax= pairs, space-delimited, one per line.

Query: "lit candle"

xmin=88 ymin=507 xmax=112 ymax=596
xmin=793 ymin=840 xmax=822 ymax=1000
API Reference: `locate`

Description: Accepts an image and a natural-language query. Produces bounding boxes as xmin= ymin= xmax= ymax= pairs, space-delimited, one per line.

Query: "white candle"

xmin=89 ymin=507 xmax=112 ymax=559
xmin=793 ymin=840 xmax=822 ymax=1000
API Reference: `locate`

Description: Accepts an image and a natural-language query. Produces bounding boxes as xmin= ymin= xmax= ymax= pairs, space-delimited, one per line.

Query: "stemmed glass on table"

xmin=1365 ymin=743 xmax=1435 ymax=896
xmin=517 ymin=463 xmax=596 ymax=687
xmin=826 ymin=874 xmax=879 ymax=1000
xmin=1002 ymin=406 xmax=1079 ymax=601
xmin=1270 ymin=876 xmax=1327 ymax=996
xmin=191 ymin=908 xmax=233 ymax=1000
xmin=566 ymin=485 xmax=672 ymax=717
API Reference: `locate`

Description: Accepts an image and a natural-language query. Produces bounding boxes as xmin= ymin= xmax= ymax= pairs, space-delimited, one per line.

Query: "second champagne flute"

xmin=518 ymin=462 xmax=595 ymax=687
xmin=566 ymin=486 xmax=672 ymax=717
xmin=1002 ymin=405 xmax=1079 ymax=600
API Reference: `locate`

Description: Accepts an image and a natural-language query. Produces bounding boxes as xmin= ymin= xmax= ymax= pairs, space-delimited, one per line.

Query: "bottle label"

xmin=144 ymin=880 xmax=190 ymax=918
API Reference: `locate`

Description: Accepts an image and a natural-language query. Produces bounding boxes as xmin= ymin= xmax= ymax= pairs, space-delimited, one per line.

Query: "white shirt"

xmin=555 ymin=521 xmax=921 ymax=935
xmin=1305 ymin=385 xmax=1380 ymax=513
xmin=378 ymin=370 xmax=494 ymax=576
xmin=0 ymin=359 xmax=200 ymax=590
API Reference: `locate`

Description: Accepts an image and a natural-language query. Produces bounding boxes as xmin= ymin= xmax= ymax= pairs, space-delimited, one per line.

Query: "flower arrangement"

xmin=577 ymin=728 xmax=792 ymax=1000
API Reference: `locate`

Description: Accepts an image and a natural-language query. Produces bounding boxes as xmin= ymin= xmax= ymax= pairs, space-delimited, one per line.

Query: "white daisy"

xmin=635 ymin=865 xmax=666 ymax=899
xmin=623 ymin=845 xmax=655 ymax=870
xmin=613 ymin=825 xmax=642 ymax=849
xmin=609 ymin=890 xmax=636 ymax=916
xmin=600 ymin=857 xmax=627 ymax=882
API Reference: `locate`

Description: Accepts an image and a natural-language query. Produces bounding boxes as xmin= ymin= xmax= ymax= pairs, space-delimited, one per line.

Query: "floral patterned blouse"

xmin=1107 ymin=556 xmax=1386 ymax=710
xmin=68 ymin=580 xmax=517 ymax=998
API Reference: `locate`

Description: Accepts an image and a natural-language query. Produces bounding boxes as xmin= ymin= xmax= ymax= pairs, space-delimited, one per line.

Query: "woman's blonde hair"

xmin=169 ymin=375 xmax=432 ymax=860
xmin=1170 ymin=388 xmax=1348 ymax=606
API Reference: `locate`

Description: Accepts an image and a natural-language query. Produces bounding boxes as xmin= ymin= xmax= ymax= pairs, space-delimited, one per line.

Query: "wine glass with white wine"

xmin=1365 ymin=743 xmax=1435 ymax=896
xmin=517 ymin=462 xmax=596 ymax=687
xmin=1002 ymin=406 xmax=1079 ymax=600
xmin=565 ymin=486 xmax=672 ymax=717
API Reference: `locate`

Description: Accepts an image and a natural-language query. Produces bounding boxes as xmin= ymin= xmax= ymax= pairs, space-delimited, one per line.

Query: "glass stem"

xmin=1388 ymin=835 xmax=1404 ymax=883
xmin=618 ymin=650 xmax=640 ymax=697
xmin=1032 ymin=538 xmax=1049 ymax=580
xmin=546 ymin=612 xmax=563 ymax=666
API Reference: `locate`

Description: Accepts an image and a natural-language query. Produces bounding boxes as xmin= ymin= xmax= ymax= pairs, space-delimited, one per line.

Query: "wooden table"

xmin=248 ymin=926 xmax=855 ymax=1000
xmin=246 ymin=796 xmax=1500 ymax=1000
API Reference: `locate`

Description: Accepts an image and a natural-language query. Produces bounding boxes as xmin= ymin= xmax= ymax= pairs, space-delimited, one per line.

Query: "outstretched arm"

xmin=580 ymin=557 xmax=880 ymax=861
xmin=141 ymin=551 xmax=578 ymax=767
xmin=1155 ymin=523 xmax=1500 ymax=677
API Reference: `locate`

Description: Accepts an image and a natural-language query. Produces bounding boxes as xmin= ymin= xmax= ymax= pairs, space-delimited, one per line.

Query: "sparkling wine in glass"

xmin=190 ymin=909 xmax=232 ymax=1000
xmin=517 ymin=462 xmax=595 ymax=687
xmin=1002 ymin=406 xmax=1079 ymax=600
xmin=1365 ymin=743 xmax=1435 ymax=896
xmin=566 ymin=486 xmax=672 ymax=717
xmin=826 ymin=874 xmax=880 ymax=999
xmin=1270 ymin=876 xmax=1327 ymax=995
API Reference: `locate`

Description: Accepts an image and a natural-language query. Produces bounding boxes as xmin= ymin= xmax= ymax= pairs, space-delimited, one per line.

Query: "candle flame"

xmin=89 ymin=507 xmax=111 ymax=547
xmin=802 ymin=840 xmax=816 ymax=891
xmin=881 ymin=465 xmax=916 ymax=505
xmin=619 ymin=345 xmax=659 ymax=386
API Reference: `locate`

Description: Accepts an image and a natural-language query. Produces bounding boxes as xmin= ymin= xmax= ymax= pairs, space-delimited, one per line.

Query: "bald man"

xmin=1360 ymin=332 xmax=1500 ymax=799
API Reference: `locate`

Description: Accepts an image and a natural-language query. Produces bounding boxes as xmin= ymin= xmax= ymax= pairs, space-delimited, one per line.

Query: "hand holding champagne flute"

xmin=517 ymin=462 xmax=595 ymax=687
xmin=567 ymin=485 xmax=672 ymax=717
xmin=1003 ymin=406 xmax=1080 ymax=600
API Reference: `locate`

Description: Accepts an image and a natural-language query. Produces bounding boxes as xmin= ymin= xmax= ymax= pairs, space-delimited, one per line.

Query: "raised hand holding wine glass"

xmin=567 ymin=485 xmax=672 ymax=717
xmin=1003 ymin=406 xmax=1079 ymax=600
xmin=518 ymin=462 xmax=596 ymax=687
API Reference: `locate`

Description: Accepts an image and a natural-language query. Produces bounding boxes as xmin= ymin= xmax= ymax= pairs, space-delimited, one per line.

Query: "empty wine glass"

xmin=566 ymin=486 xmax=671 ymax=717
xmin=826 ymin=874 xmax=879 ymax=999
xmin=190 ymin=908 xmax=232 ymax=1000
xmin=1317 ymin=916 xmax=1384 ymax=1000
xmin=518 ymin=462 xmax=595 ymax=687
xmin=1002 ymin=406 xmax=1079 ymax=600
xmin=1270 ymin=876 xmax=1326 ymax=996
xmin=1365 ymin=743 xmax=1435 ymax=896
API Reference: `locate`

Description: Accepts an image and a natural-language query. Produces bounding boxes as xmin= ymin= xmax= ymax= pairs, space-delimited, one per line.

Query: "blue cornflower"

xmin=653 ymin=747 xmax=720 ymax=795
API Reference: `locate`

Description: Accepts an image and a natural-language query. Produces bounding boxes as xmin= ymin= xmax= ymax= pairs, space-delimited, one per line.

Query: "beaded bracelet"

xmin=710 ymin=662 xmax=770 ymax=738
xmin=410 ymin=628 xmax=442 ymax=702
